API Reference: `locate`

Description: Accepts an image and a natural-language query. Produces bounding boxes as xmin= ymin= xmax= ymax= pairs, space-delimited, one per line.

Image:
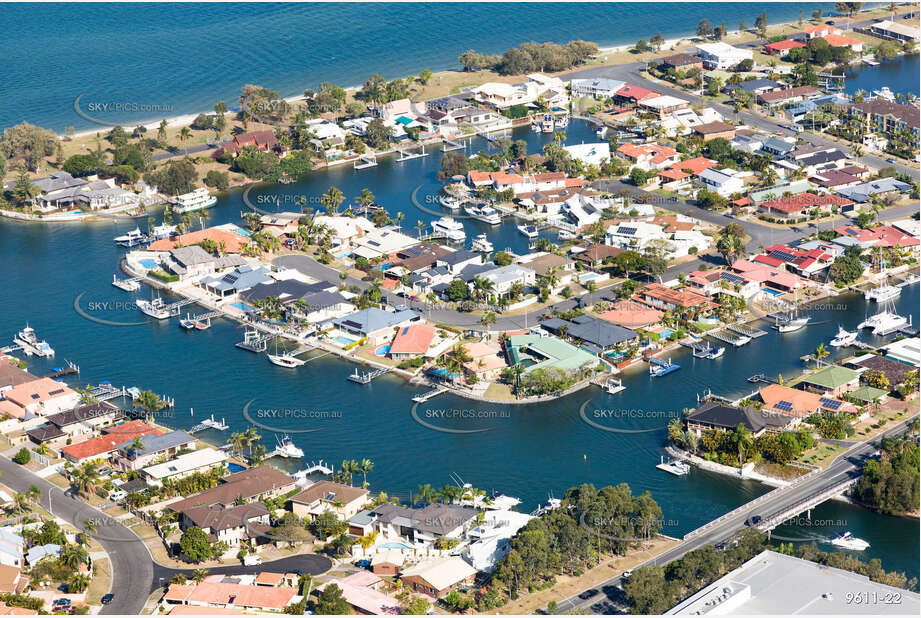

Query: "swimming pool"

xmin=230 ymin=301 xmax=255 ymax=312
xmin=227 ymin=463 xmax=246 ymax=473
xmin=374 ymin=344 xmax=391 ymax=357
xmin=764 ymin=288 xmax=784 ymax=296
xmin=332 ymin=335 xmax=358 ymax=346
xmin=138 ymin=258 xmax=158 ymax=269
xmin=377 ymin=542 xmax=413 ymax=551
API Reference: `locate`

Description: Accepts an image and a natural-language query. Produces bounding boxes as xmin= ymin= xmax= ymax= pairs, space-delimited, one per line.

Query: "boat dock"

xmin=441 ymin=138 xmax=467 ymax=152
xmin=747 ymin=374 xmax=777 ymax=384
xmin=354 ymin=153 xmax=378 ymax=169
xmin=90 ymin=383 xmax=175 ymax=407
xmin=396 ymin=145 xmax=429 ymax=161
xmin=112 ymin=274 xmax=142 ymax=291
xmin=347 ymin=366 xmax=392 ymax=384
xmin=412 ymin=386 xmax=447 ymax=403
xmin=189 ymin=413 xmax=229 ymax=433
xmin=681 ymin=339 xmax=712 ymax=355
xmin=707 ymin=330 xmax=751 ymax=346
xmin=727 ymin=323 xmax=767 ymax=338
xmin=43 ymin=361 xmax=80 ymax=379
xmin=236 ymin=328 xmax=275 ymax=352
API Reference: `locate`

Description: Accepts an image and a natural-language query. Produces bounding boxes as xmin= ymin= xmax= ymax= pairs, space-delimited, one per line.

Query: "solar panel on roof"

xmin=775 ymin=400 xmax=794 ymax=412
xmin=720 ymin=272 xmax=746 ymax=285
xmin=769 ymin=250 xmax=796 ymax=262
xmin=618 ymin=226 xmax=637 ymax=235
xmin=819 ymin=397 xmax=843 ymax=410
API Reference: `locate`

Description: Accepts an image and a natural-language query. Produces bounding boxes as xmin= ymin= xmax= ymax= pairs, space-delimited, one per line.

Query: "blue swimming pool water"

xmin=230 ymin=301 xmax=255 ymax=312
xmin=227 ymin=463 xmax=246 ymax=473
xmin=138 ymin=258 xmax=157 ymax=269
xmin=377 ymin=542 xmax=413 ymax=551
xmin=764 ymin=288 xmax=784 ymax=296
xmin=374 ymin=345 xmax=391 ymax=357
xmin=333 ymin=335 xmax=357 ymax=346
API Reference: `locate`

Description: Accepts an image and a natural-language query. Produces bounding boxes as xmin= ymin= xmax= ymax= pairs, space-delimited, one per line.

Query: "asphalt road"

xmin=0 ymin=455 xmax=331 ymax=612
xmin=555 ymin=415 xmax=919 ymax=614
xmin=0 ymin=456 xmax=153 ymax=615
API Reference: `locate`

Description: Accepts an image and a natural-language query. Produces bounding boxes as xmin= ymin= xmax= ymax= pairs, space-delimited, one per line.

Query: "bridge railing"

xmin=757 ymin=477 xmax=858 ymax=531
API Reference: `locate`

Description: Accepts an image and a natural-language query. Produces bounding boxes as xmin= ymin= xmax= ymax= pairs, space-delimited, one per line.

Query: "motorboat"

xmin=136 ymin=297 xmax=172 ymax=319
xmin=872 ymin=87 xmax=895 ymax=102
xmin=532 ymin=496 xmax=562 ymax=516
xmin=864 ymin=283 xmax=901 ymax=303
xmin=13 ymin=325 xmax=54 ymax=357
xmin=271 ymin=434 xmax=304 ymax=458
xmin=179 ymin=317 xmax=197 ymax=330
xmin=471 ymin=234 xmax=494 ymax=252
xmin=113 ymin=227 xmax=149 ymax=247
xmin=439 ymin=194 xmax=462 ymax=210
xmin=705 ymin=345 xmax=726 ymax=359
xmin=485 ymin=492 xmax=522 ymax=510
xmin=649 ymin=357 xmax=680 ymax=377
xmin=557 ymin=229 xmax=576 ymax=241
xmin=149 ymin=223 xmax=178 ymax=240
xmin=464 ymin=203 xmax=501 ymax=225
xmin=604 ymin=378 xmax=626 ymax=394
xmin=432 ymin=216 xmax=466 ymax=242
xmin=776 ymin=316 xmax=810 ymax=333
xmin=268 ymin=353 xmax=307 ymax=368
xmin=656 ymin=456 xmax=690 ymax=476
xmin=554 ymin=116 xmax=569 ymax=129
xmin=596 ymin=125 xmax=608 ymax=138
xmin=172 ymin=188 xmax=217 ymax=214
xmin=829 ymin=531 xmax=870 ymax=551
xmin=829 ymin=326 xmax=858 ymax=347
xmin=112 ymin=274 xmax=141 ymax=291
xmin=541 ymin=113 xmax=554 ymax=133
xmin=732 ymin=335 xmax=752 ymax=347
xmin=517 ymin=224 xmax=539 ymax=238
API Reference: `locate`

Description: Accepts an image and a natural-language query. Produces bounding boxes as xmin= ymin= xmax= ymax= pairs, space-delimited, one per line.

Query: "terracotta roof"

xmin=822 ymin=33 xmax=862 ymax=47
xmin=765 ymin=39 xmax=806 ymax=51
xmin=61 ymin=422 xmax=161 ymax=462
xmin=616 ymin=142 xmax=678 ymax=160
xmin=571 ymin=244 xmax=624 ymax=263
xmin=596 ymin=300 xmax=664 ymax=329
xmin=667 ymin=156 xmax=718 ymax=175
xmin=147 ymin=228 xmax=249 ymax=253
xmin=165 ymin=582 xmax=296 ymax=610
xmin=760 ymin=193 xmax=853 ymax=214
xmin=388 ymin=323 xmax=435 ymax=355
xmin=635 ymin=282 xmax=712 ymax=309
xmin=290 ymin=480 xmax=369 ymax=507
xmin=0 ymin=377 xmax=76 ymax=413
xmin=491 ymin=172 xmax=525 ymax=186
xmin=616 ymin=84 xmax=660 ymax=101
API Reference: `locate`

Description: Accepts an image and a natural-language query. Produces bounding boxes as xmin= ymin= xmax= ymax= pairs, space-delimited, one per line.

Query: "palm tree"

xmin=814 ymin=343 xmax=829 ymax=367
xmin=480 ymin=311 xmax=497 ymax=329
xmin=68 ymin=573 xmax=90 ymax=594
xmin=170 ymin=573 xmax=188 ymax=585
xmin=356 ymin=188 xmax=375 ymax=211
xmin=70 ymin=461 xmax=101 ymax=497
xmin=192 ymin=568 xmax=209 ymax=584
xmin=59 ymin=543 xmax=88 ymax=569
xmin=178 ymin=126 xmax=192 ymax=152
xmin=415 ymin=483 xmax=436 ymax=505
xmin=12 ymin=492 xmax=30 ymax=514
xmin=730 ymin=423 xmax=751 ymax=470
xmin=134 ymin=390 xmax=165 ymax=423
xmin=321 ymin=186 xmax=345 ymax=215
xmin=358 ymin=458 xmax=374 ymax=488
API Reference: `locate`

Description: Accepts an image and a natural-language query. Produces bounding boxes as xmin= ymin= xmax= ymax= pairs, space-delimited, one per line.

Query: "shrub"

xmin=12 ymin=448 xmax=31 ymax=465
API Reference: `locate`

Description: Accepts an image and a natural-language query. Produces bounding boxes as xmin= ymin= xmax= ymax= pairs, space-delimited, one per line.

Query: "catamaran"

xmin=13 ymin=325 xmax=54 ymax=357
xmin=864 ymin=282 xmax=901 ymax=303
xmin=432 ymin=217 xmax=466 ymax=242
xmin=172 ymin=188 xmax=217 ymax=214
xmin=858 ymin=310 xmax=909 ymax=336
xmin=464 ymin=203 xmax=502 ymax=225
xmin=829 ymin=325 xmax=858 ymax=347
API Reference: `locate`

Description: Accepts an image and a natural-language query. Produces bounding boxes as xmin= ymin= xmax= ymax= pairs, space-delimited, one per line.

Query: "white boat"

xmin=829 ymin=531 xmax=870 ymax=551
xmin=776 ymin=316 xmax=810 ymax=333
xmin=554 ymin=116 xmax=569 ymax=129
xmin=485 ymin=492 xmax=522 ymax=510
xmin=432 ymin=216 xmax=466 ymax=242
xmin=540 ymin=113 xmax=554 ymax=133
xmin=830 ymin=326 xmax=858 ymax=347
xmin=732 ymin=335 xmax=752 ymax=347
xmin=439 ymin=194 xmax=462 ymax=210
xmin=557 ymin=229 xmax=576 ymax=241
xmin=179 ymin=317 xmax=197 ymax=330
xmin=471 ymin=234 xmax=494 ymax=252
xmin=858 ymin=309 xmax=909 ymax=335
xmin=706 ymin=346 xmax=726 ymax=359
xmin=268 ymin=353 xmax=307 ymax=368
xmin=596 ymin=126 xmax=608 ymax=138
xmin=872 ymin=87 xmax=895 ymax=102
xmin=271 ymin=434 xmax=304 ymax=458
xmin=864 ymin=283 xmax=901 ymax=303
xmin=517 ymin=224 xmax=538 ymax=238
xmin=136 ymin=297 xmax=172 ymax=319
xmin=112 ymin=274 xmax=141 ymax=291
xmin=464 ymin=203 xmax=501 ymax=225
xmin=149 ymin=223 xmax=178 ymax=240
xmin=13 ymin=325 xmax=54 ymax=357
xmin=656 ymin=456 xmax=690 ymax=476
xmin=605 ymin=378 xmax=626 ymax=394
xmin=532 ymin=496 xmax=562 ymax=516
xmin=172 ymin=188 xmax=217 ymax=214
xmin=113 ymin=227 xmax=149 ymax=247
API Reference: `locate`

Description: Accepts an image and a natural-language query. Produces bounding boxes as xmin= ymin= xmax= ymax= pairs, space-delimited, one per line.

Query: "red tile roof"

xmin=147 ymin=228 xmax=249 ymax=253
xmin=616 ymin=84 xmax=660 ymax=101
xmin=822 ymin=33 xmax=862 ymax=47
xmin=389 ymin=323 xmax=435 ymax=355
xmin=765 ymin=40 xmax=807 ymax=52
xmin=61 ymin=422 xmax=161 ymax=462
xmin=617 ymin=142 xmax=678 ymax=160
xmin=760 ymin=193 xmax=853 ymax=214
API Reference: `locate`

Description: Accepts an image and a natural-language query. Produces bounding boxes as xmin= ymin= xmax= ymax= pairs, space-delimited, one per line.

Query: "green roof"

xmin=849 ymin=386 xmax=888 ymax=403
xmin=801 ymin=366 xmax=860 ymax=390
xmin=507 ymin=334 xmax=597 ymax=374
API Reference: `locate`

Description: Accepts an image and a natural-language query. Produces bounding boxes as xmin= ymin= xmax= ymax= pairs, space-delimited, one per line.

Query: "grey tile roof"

xmin=334 ymin=308 xmax=419 ymax=334
xmin=118 ymin=430 xmax=195 ymax=458
xmin=541 ymin=315 xmax=638 ymax=348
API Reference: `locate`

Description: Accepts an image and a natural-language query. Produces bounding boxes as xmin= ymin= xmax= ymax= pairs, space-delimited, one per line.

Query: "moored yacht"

xmin=858 ymin=308 xmax=909 ymax=335
xmin=136 ymin=297 xmax=172 ymax=319
xmin=656 ymin=456 xmax=690 ymax=476
xmin=471 ymin=234 xmax=494 ymax=252
xmin=268 ymin=353 xmax=307 ymax=368
xmin=13 ymin=325 xmax=54 ymax=357
xmin=864 ymin=283 xmax=901 ymax=303
xmin=776 ymin=315 xmax=810 ymax=333
xmin=149 ymin=223 xmax=178 ymax=240
xmin=113 ymin=227 xmax=149 ymax=247
xmin=541 ymin=113 xmax=554 ymax=133
xmin=439 ymin=194 xmax=462 ymax=210
xmin=830 ymin=326 xmax=858 ymax=347
xmin=517 ymin=224 xmax=538 ymax=238
xmin=172 ymin=187 xmax=217 ymax=214
xmin=432 ymin=216 xmax=466 ymax=242
xmin=464 ymin=203 xmax=501 ymax=225
xmin=271 ymin=434 xmax=304 ymax=458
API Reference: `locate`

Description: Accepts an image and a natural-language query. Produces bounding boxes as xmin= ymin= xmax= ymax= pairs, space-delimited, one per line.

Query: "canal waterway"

xmin=1 ymin=119 xmax=918 ymax=579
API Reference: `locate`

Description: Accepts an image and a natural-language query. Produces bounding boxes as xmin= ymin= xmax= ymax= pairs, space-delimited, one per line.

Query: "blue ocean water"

xmin=0 ymin=1 xmax=833 ymax=131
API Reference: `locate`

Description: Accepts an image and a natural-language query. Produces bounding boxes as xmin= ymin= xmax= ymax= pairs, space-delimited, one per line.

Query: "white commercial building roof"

xmin=666 ymin=550 xmax=920 ymax=615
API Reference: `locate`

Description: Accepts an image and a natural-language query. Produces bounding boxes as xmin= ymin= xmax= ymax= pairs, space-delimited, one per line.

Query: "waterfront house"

xmin=758 ymin=384 xmax=857 ymax=419
xmin=29 ymin=176 xmax=139 ymax=213
xmin=695 ymin=43 xmax=753 ymax=69
xmin=0 ymin=359 xmax=37 ymax=392
xmin=147 ymin=227 xmax=251 ymax=254
xmin=756 ymin=243 xmax=835 ymax=278
xmin=764 ymin=39 xmax=806 ymax=55
xmin=596 ymin=300 xmax=664 ymax=329
xmin=388 ymin=324 xmax=436 ymax=360
xmin=164 ymin=246 xmax=247 ymax=280
xmin=818 ymin=32 xmax=864 ymax=51
xmin=61 ymin=420 xmax=162 ymax=465
xmin=692 ymin=121 xmax=736 ymax=142
xmin=142 ymin=448 xmax=228 ymax=487
xmin=465 ymin=509 xmax=534 ymax=572
xmin=201 ymin=265 xmax=273 ymax=298
xmin=26 ymin=401 xmax=124 ymax=445
xmin=569 ymin=77 xmax=626 ymax=99
xmin=880 ymin=337 xmax=921 ymax=367
xmin=570 ymin=243 xmax=624 ymax=269
xmin=505 ymin=333 xmax=598 ymax=375
xmin=633 ymin=283 xmax=714 ymax=313
xmin=333 ymin=308 xmax=420 ymax=345
xmin=559 ymin=192 xmax=605 ymax=227
xmin=660 ymin=53 xmax=704 ymax=72
xmin=291 ymin=290 xmax=355 ymax=325
xmin=540 ymin=315 xmax=637 ymax=354
xmin=797 ymin=366 xmax=861 ymax=397
xmin=616 ymin=143 xmax=680 ymax=171
xmin=614 ymin=83 xmax=661 ymax=105
xmin=659 ymin=107 xmax=724 ymax=137
xmin=164 ymin=579 xmax=298 ymax=612
xmin=289 ymin=481 xmax=369 ymax=521
xmin=849 ymin=354 xmax=916 ymax=391
xmin=833 ymin=223 xmax=919 ymax=250
xmin=685 ymin=269 xmax=761 ymax=300
xmin=696 ymin=167 xmax=746 ymax=197
xmin=639 ymin=95 xmax=690 ymax=118
xmin=0 ymin=378 xmax=79 ymax=420
xmin=367 ymin=503 xmax=477 ymax=545
xmin=563 ymin=142 xmax=611 ymax=167
xmin=115 ymin=430 xmax=197 ymax=471
xmin=730 ymin=259 xmax=805 ymax=292
xmin=400 ymin=556 xmax=477 ymax=599
xmin=686 ymin=402 xmax=794 ymax=436
xmin=258 ymin=212 xmax=301 ymax=235
xmin=462 ymin=340 xmax=507 ymax=381
xmin=216 ymin=130 xmax=281 ymax=158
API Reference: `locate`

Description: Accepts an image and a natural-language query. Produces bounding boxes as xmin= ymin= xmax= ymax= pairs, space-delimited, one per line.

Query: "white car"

xmin=243 ymin=555 xmax=262 ymax=566
xmin=108 ymin=490 xmax=127 ymax=502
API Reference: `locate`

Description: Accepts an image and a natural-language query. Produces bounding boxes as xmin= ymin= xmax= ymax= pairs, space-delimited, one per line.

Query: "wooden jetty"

xmin=347 ymin=366 xmax=391 ymax=384
xmin=727 ymin=323 xmax=767 ymax=338
xmin=43 ymin=361 xmax=80 ymax=379
xmin=412 ymin=386 xmax=447 ymax=403
xmin=441 ymin=138 xmax=466 ymax=152
xmin=396 ymin=145 xmax=429 ymax=161
xmin=353 ymin=153 xmax=378 ymax=169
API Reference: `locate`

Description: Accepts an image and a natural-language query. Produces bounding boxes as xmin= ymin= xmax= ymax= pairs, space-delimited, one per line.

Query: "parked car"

xmin=579 ymin=589 xmax=599 ymax=600
xmin=886 ymin=157 xmax=896 ymax=163
xmin=101 ymin=594 xmax=114 ymax=605
xmin=243 ymin=554 xmax=263 ymax=566
xmin=52 ymin=599 xmax=71 ymax=607
xmin=108 ymin=490 xmax=127 ymax=502
xmin=355 ymin=559 xmax=371 ymax=569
